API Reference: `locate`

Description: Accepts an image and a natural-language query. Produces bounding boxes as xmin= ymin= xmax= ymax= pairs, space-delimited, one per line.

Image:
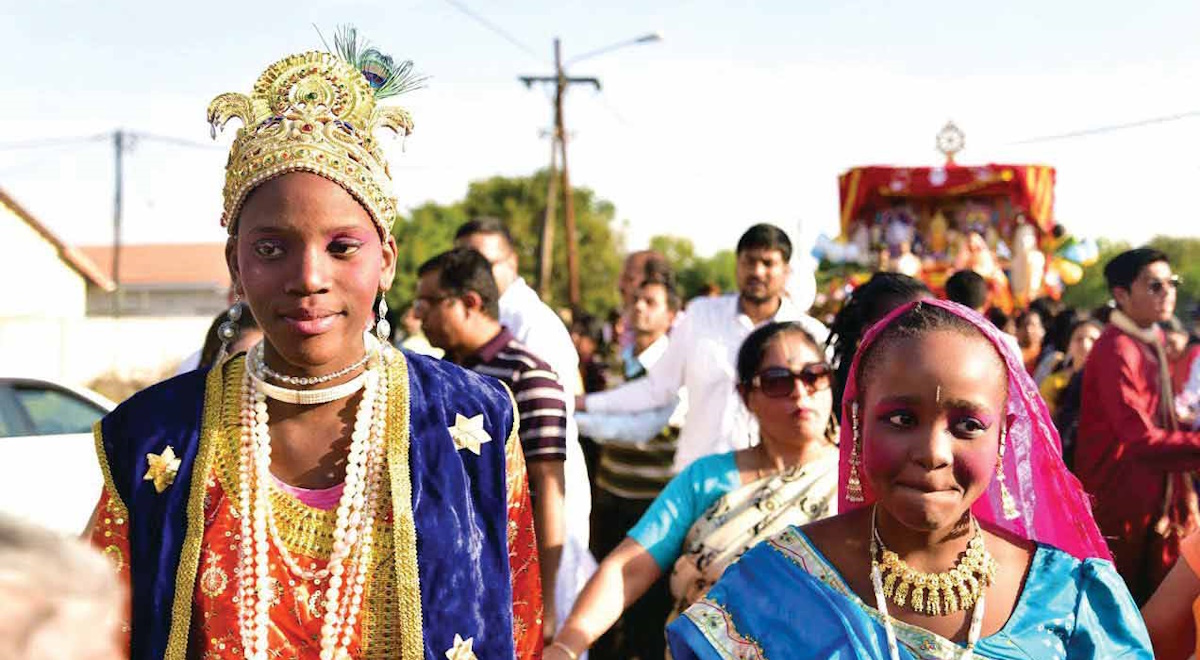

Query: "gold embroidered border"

xmin=500 ymin=381 xmax=521 ymax=498
xmin=683 ymin=598 xmax=767 ymax=660
xmin=385 ymin=350 xmax=424 ymax=660
xmin=92 ymin=421 xmax=129 ymax=518
xmin=165 ymin=361 xmax=227 ymax=660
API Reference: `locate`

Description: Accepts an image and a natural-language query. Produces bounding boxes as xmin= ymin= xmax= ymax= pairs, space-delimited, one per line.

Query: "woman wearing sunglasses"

xmin=547 ymin=322 xmax=838 ymax=660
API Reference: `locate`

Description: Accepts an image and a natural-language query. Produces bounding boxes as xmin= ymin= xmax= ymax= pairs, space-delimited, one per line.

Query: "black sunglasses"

xmin=1147 ymin=276 xmax=1181 ymax=295
xmin=749 ymin=363 xmax=832 ymax=398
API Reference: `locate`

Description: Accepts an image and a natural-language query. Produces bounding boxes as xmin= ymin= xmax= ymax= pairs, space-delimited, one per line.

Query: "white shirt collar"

xmin=634 ymin=333 xmax=670 ymax=370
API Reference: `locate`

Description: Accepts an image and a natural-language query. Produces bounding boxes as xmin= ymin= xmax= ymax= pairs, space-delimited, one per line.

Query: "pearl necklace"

xmin=235 ymin=346 xmax=388 ymax=660
xmin=249 ymin=343 xmax=371 ymax=405
xmin=254 ymin=341 xmax=371 ymax=386
xmin=250 ymin=369 xmax=367 ymax=405
xmin=869 ymin=506 xmax=988 ymax=660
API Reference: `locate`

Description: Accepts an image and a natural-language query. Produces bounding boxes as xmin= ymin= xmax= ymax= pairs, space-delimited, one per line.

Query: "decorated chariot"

xmin=814 ymin=123 xmax=1097 ymax=314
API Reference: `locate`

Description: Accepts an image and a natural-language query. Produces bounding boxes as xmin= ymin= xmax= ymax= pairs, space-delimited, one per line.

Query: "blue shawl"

xmin=97 ymin=350 xmax=517 ymax=660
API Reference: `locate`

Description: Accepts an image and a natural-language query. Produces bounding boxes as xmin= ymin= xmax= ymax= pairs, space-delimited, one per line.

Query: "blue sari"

xmin=667 ymin=526 xmax=1152 ymax=659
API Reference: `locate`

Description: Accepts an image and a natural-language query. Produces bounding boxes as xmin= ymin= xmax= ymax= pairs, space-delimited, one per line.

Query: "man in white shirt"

xmin=454 ymin=217 xmax=595 ymax=641
xmin=575 ymin=270 xmax=684 ymax=659
xmin=578 ymin=224 xmax=828 ymax=471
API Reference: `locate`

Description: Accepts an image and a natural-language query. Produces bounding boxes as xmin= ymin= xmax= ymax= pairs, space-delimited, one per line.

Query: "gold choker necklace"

xmin=870 ymin=506 xmax=997 ymax=617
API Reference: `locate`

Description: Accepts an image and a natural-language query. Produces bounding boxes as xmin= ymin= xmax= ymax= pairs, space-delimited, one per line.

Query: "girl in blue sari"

xmin=668 ymin=299 xmax=1153 ymax=659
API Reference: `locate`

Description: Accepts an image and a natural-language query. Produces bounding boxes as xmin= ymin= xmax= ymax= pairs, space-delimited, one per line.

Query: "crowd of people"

xmin=8 ymin=37 xmax=1200 ymax=660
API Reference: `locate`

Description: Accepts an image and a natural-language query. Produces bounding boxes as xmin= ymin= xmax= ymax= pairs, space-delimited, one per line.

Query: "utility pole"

xmin=537 ymin=134 xmax=558 ymax=298
xmin=111 ymin=129 xmax=125 ymax=317
xmin=520 ymin=38 xmax=599 ymax=308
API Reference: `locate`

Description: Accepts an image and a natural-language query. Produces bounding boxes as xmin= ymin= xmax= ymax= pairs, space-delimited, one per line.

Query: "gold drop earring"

xmin=847 ymin=401 xmax=864 ymax=502
xmin=996 ymin=424 xmax=1020 ymax=520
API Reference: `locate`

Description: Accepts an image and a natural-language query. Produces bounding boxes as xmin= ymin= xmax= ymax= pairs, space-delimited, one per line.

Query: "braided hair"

xmin=826 ymin=273 xmax=931 ymax=412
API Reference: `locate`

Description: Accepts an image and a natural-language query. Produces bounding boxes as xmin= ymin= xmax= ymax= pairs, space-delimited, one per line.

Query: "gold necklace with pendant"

xmin=870 ymin=505 xmax=997 ymax=617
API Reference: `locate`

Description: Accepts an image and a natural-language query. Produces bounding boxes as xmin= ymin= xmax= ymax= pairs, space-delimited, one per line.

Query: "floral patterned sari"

xmin=668 ymin=449 xmax=837 ymax=617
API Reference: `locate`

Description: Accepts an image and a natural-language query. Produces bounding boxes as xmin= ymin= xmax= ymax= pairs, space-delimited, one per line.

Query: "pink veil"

xmin=836 ymin=298 xmax=1111 ymax=560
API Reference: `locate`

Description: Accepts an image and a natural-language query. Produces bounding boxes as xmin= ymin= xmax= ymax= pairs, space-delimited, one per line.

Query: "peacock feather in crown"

xmin=208 ymin=27 xmax=425 ymax=236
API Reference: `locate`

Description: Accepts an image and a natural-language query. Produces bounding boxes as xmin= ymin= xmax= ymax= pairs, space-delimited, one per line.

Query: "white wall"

xmin=0 ymin=316 xmax=212 ymax=385
xmin=0 ymin=203 xmax=87 ymax=319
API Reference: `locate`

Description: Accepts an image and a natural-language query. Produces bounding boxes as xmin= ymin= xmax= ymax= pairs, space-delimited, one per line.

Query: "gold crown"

xmin=208 ymin=50 xmax=414 ymax=236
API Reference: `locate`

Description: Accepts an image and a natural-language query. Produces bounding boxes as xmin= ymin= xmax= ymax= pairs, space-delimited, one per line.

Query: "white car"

xmin=0 ymin=377 xmax=115 ymax=535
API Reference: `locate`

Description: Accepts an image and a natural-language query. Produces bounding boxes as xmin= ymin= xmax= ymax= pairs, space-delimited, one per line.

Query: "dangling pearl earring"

xmin=215 ymin=298 xmax=244 ymax=364
xmin=996 ymin=424 xmax=1020 ymax=520
xmin=847 ymin=401 xmax=865 ymax=503
xmin=375 ymin=296 xmax=391 ymax=343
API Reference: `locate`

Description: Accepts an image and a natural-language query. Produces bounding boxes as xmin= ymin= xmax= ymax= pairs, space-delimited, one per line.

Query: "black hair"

xmin=639 ymin=271 xmax=682 ymax=312
xmin=826 ymin=273 xmax=931 ymax=412
xmin=1046 ymin=307 xmax=1081 ymax=352
xmin=985 ymin=306 xmax=1011 ymax=331
xmin=572 ymin=312 xmax=606 ymax=347
xmin=856 ymin=302 xmax=1007 ymax=397
xmin=736 ymin=223 xmax=792 ymax=262
xmin=199 ymin=303 xmax=260 ymax=369
xmin=1103 ymin=247 xmax=1169 ymax=293
xmin=417 ymin=248 xmax=501 ymax=319
xmin=737 ymin=321 xmax=823 ymax=387
xmin=454 ymin=217 xmax=516 ymax=251
xmin=1067 ymin=317 xmax=1103 ymax=344
xmin=944 ymin=270 xmax=989 ymax=311
xmin=1015 ymin=307 xmax=1046 ymax=329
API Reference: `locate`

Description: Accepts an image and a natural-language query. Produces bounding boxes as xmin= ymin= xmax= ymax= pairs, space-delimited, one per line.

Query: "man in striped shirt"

xmin=415 ymin=247 xmax=568 ymax=630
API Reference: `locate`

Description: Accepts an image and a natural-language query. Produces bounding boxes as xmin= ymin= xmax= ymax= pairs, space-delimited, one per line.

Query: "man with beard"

xmin=578 ymin=224 xmax=827 ymax=471
xmin=1076 ymin=247 xmax=1200 ymax=603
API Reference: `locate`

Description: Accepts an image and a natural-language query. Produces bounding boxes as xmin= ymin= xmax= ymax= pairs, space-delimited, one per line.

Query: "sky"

xmin=4 ymin=0 xmax=1200 ymax=258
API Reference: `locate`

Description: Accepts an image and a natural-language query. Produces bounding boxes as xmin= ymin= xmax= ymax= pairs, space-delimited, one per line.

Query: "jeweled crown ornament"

xmin=208 ymin=27 xmax=423 ymax=236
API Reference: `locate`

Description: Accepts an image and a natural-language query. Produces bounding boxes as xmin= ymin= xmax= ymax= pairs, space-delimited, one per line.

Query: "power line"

xmin=1010 ymin=110 xmax=1200 ymax=145
xmin=440 ymin=0 xmax=546 ymax=64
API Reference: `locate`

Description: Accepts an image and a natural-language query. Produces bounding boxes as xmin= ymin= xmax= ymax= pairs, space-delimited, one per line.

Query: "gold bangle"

xmin=550 ymin=641 xmax=580 ymax=660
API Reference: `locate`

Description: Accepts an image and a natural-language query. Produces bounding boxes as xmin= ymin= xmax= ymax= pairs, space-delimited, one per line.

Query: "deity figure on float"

xmin=891 ymin=241 xmax=923 ymax=278
xmin=849 ymin=220 xmax=871 ymax=266
xmin=881 ymin=207 xmax=916 ymax=258
xmin=954 ymin=230 xmax=1013 ymax=312
xmin=1009 ymin=221 xmax=1046 ymax=309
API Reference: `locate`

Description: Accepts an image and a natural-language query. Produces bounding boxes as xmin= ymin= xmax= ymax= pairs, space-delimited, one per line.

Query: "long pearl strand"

xmin=235 ymin=342 xmax=387 ymax=660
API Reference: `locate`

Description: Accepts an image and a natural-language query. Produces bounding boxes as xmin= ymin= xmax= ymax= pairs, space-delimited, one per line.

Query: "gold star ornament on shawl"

xmin=444 ymin=634 xmax=477 ymax=660
xmin=144 ymin=446 xmax=182 ymax=493
xmin=448 ymin=414 xmax=491 ymax=455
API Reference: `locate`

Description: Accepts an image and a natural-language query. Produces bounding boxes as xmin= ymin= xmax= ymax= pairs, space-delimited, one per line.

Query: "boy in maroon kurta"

xmin=1076 ymin=247 xmax=1200 ymax=603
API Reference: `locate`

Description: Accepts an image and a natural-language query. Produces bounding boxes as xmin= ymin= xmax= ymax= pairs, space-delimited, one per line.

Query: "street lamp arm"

xmin=565 ymin=31 xmax=662 ymax=66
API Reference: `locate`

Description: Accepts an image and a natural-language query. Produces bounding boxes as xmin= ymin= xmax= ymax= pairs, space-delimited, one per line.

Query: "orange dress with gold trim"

xmin=90 ymin=364 xmax=543 ymax=659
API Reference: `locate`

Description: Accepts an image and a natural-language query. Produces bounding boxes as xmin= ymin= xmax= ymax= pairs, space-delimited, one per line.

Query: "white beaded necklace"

xmin=869 ymin=506 xmax=987 ymax=660
xmin=249 ymin=344 xmax=369 ymax=405
xmin=254 ymin=343 xmax=370 ymax=386
xmin=235 ymin=341 xmax=388 ymax=660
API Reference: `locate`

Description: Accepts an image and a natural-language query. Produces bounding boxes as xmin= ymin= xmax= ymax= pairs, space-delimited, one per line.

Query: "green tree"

xmin=387 ymin=200 xmax=466 ymax=312
xmin=649 ymin=235 xmax=737 ymax=300
xmin=387 ymin=170 xmax=625 ymax=319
